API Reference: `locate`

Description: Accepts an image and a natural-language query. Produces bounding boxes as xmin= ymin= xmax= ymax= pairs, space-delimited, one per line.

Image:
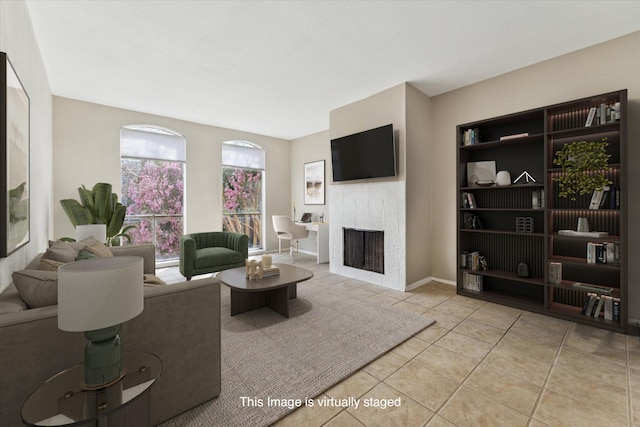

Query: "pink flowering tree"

xmin=121 ymin=159 xmax=184 ymax=259
xmin=222 ymin=168 xmax=262 ymax=248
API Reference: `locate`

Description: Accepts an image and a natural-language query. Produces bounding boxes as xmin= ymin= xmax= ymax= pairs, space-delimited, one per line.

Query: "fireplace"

xmin=343 ymin=228 xmax=384 ymax=274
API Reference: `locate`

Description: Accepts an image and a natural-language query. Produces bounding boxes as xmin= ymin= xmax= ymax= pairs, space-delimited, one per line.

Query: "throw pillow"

xmin=84 ymin=241 xmax=113 ymax=258
xmin=11 ymin=270 xmax=59 ymax=308
xmin=43 ymin=238 xmax=97 ymax=263
xmin=40 ymin=258 xmax=65 ymax=271
xmin=76 ymin=249 xmax=98 ymax=260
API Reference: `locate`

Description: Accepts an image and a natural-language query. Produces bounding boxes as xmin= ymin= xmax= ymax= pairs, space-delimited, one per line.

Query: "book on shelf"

xmin=466 ymin=192 xmax=477 ymax=209
xmin=532 ymin=189 xmax=544 ymax=209
xmin=612 ymin=298 xmax=620 ymax=322
xmin=589 ymin=186 xmax=611 ymax=210
xmin=462 ymin=128 xmax=480 ymax=146
xmin=604 ymin=296 xmax=613 ymax=321
xmin=461 ymin=251 xmax=481 ymax=271
xmin=499 ymin=132 xmax=529 ymax=140
xmin=462 ymin=271 xmax=483 ymax=291
xmin=593 ymin=296 xmax=605 ymax=317
xmin=572 ymin=282 xmax=614 ymax=295
xmin=586 ymin=241 xmax=620 ymax=265
xmin=584 ymin=293 xmax=597 ymax=316
xmin=585 ymin=107 xmax=597 ymax=126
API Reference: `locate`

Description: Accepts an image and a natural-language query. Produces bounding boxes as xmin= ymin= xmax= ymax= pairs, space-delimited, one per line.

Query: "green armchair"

xmin=180 ymin=232 xmax=249 ymax=280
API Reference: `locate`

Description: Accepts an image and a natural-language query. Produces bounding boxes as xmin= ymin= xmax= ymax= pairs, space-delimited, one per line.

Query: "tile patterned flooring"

xmin=158 ymin=254 xmax=640 ymax=427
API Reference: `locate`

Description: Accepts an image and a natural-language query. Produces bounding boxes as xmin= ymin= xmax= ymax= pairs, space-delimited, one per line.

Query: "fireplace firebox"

xmin=343 ymin=228 xmax=384 ymax=274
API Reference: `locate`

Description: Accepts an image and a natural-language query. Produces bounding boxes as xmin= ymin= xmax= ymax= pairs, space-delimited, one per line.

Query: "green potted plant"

xmin=552 ymin=138 xmax=612 ymax=201
xmin=60 ymin=182 xmax=135 ymax=246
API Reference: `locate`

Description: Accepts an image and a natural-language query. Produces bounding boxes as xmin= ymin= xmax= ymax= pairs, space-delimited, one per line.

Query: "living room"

xmin=2 ymin=1 xmax=640 ymax=426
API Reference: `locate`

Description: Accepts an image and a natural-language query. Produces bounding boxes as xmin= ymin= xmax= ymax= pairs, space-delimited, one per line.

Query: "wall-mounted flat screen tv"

xmin=330 ymin=124 xmax=396 ymax=182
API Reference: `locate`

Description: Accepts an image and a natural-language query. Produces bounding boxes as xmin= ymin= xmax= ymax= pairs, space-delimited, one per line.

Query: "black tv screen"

xmin=330 ymin=124 xmax=396 ymax=182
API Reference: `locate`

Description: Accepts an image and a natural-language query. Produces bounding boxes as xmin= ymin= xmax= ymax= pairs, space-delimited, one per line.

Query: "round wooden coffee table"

xmin=217 ymin=264 xmax=313 ymax=318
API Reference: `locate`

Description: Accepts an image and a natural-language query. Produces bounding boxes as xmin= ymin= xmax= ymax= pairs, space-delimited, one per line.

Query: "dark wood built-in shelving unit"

xmin=457 ymin=90 xmax=628 ymax=333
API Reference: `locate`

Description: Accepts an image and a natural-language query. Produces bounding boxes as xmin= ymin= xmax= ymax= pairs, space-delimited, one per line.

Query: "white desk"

xmin=296 ymin=222 xmax=330 ymax=263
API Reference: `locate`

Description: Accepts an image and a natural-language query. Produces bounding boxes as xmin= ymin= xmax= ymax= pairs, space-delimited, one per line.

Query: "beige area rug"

xmin=161 ymin=270 xmax=435 ymax=426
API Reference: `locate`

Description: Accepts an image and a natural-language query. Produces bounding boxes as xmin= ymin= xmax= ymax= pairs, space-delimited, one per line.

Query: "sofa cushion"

xmin=11 ymin=270 xmax=59 ymax=308
xmin=194 ymin=247 xmax=243 ymax=269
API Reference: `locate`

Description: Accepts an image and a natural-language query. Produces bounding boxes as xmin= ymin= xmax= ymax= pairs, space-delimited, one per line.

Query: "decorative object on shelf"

xmin=60 ymin=182 xmax=136 ymax=246
xmin=304 ymin=160 xmax=325 ymax=205
xmin=479 ymin=256 xmax=488 ymax=271
xmin=319 ymin=213 xmax=325 ymax=223
xmin=513 ymin=170 xmax=536 ymax=184
xmin=463 ymin=213 xmax=483 ymax=230
xmin=515 ymin=217 xmax=534 ymax=233
xmin=1 ymin=52 xmax=30 ymax=257
xmin=516 ymin=262 xmax=530 ymax=278
xmin=475 ymin=180 xmax=495 ymax=187
xmin=552 ymin=138 xmax=612 ymax=201
xmin=577 ymin=217 xmax=589 ymax=233
xmin=58 ymin=256 xmax=144 ymax=389
xmin=495 ymin=171 xmax=511 ymax=186
xmin=245 ymin=259 xmax=264 ymax=280
xmin=467 ymin=161 xmax=496 ymax=187
xmin=548 ymin=262 xmax=562 ymax=284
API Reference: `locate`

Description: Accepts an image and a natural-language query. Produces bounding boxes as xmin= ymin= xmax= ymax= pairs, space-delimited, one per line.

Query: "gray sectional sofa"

xmin=0 ymin=244 xmax=221 ymax=426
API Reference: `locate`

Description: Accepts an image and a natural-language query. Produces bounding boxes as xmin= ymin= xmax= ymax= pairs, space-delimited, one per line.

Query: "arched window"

xmin=222 ymin=141 xmax=264 ymax=251
xmin=120 ymin=125 xmax=186 ymax=262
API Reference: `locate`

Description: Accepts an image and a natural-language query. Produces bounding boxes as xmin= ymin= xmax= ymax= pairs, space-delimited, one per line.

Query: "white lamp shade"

xmin=76 ymin=224 xmax=107 ymax=244
xmin=58 ymin=256 xmax=144 ymax=332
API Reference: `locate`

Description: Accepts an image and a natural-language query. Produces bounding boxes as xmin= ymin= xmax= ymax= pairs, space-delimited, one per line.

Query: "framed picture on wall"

xmin=304 ymin=160 xmax=325 ymax=205
xmin=1 ymin=52 xmax=30 ymax=257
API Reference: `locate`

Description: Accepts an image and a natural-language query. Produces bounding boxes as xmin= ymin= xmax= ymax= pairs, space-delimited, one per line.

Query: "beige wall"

xmin=405 ymin=85 xmax=432 ymax=286
xmin=0 ymin=1 xmax=53 ymax=292
xmin=289 ymin=130 xmax=330 ymax=254
xmin=430 ymin=31 xmax=640 ymax=321
xmin=52 ymin=97 xmax=290 ymax=253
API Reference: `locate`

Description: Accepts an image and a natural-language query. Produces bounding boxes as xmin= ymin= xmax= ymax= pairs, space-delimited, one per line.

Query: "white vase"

xmin=496 ymin=170 xmax=511 ymax=186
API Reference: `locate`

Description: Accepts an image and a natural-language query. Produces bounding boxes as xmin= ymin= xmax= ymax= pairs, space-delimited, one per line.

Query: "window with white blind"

xmin=120 ymin=125 xmax=186 ymax=261
xmin=222 ymin=141 xmax=264 ymax=250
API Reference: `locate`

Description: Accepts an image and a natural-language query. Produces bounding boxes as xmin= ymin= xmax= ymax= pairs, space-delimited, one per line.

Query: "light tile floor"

xmin=158 ymin=254 xmax=640 ymax=427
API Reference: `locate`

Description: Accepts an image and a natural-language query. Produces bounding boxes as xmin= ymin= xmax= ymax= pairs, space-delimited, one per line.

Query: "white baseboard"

xmin=405 ymin=276 xmax=456 ymax=291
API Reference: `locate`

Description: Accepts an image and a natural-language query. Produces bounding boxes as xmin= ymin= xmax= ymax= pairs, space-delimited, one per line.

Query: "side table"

xmin=21 ymin=352 xmax=161 ymax=427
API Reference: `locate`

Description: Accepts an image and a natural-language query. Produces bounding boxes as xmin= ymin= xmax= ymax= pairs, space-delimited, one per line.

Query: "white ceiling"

xmin=26 ymin=1 xmax=640 ymax=140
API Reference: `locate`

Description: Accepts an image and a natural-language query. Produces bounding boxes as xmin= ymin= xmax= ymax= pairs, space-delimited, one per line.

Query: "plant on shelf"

xmin=552 ymin=138 xmax=612 ymax=201
xmin=60 ymin=182 xmax=136 ymax=246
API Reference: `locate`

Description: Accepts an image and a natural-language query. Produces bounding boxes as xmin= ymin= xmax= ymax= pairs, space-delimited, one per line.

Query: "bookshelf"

xmin=456 ymin=90 xmax=627 ymax=333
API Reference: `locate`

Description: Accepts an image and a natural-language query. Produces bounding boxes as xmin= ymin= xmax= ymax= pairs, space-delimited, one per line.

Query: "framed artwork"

xmin=304 ymin=160 xmax=325 ymax=205
xmin=1 ymin=52 xmax=30 ymax=257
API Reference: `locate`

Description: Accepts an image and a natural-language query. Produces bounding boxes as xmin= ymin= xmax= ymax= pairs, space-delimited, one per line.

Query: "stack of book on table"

xmin=262 ymin=265 xmax=280 ymax=278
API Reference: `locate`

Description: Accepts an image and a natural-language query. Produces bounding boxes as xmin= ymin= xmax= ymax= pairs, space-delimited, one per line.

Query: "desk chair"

xmin=272 ymin=215 xmax=309 ymax=255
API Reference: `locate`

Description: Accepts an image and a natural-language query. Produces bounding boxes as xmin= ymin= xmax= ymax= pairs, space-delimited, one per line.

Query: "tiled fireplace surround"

xmin=330 ymin=180 xmax=406 ymax=290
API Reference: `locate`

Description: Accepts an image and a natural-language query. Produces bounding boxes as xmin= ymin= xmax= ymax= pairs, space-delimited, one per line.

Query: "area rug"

xmin=161 ymin=272 xmax=435 ymax=426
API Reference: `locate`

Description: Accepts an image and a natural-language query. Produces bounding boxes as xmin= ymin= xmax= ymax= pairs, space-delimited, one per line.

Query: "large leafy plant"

xmin=552 ymin=138 xmax=612 ymax=201
xmin=60 ymin=182 xmax=135 ymax=246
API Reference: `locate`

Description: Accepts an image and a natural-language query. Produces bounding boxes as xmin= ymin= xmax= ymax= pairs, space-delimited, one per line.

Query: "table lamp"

xmin=58 ymin=256 xmax=143 ymax=389
xmin=75 ymin=224 xmax=107 ymax=244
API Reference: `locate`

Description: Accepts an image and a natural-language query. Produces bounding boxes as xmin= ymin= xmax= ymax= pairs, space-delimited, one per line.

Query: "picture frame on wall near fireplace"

xmin=1 ymin=52 xmax=30 ymax=257
xmin=304 ymin=160 xmax=325 ymax=205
